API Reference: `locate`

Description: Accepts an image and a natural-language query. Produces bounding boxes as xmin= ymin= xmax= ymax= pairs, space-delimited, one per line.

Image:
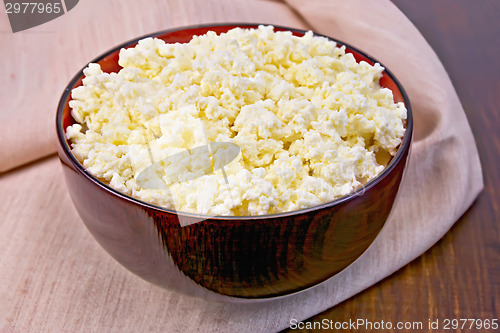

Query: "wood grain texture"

xmin=284 ymin=0 xmax=500 ymax=331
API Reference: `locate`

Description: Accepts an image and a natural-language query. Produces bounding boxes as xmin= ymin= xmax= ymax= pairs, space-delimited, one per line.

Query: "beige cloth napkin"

xmin=0 ymin=0 xmax=483 ymax=332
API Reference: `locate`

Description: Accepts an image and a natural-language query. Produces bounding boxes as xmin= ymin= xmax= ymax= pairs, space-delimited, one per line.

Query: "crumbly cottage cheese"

xmin=66 ymin=26 xmax=406 ymax=216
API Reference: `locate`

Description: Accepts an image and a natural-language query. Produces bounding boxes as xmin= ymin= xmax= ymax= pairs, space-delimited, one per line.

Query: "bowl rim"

xmin=56 ymin=22 xmax=413 ymax=221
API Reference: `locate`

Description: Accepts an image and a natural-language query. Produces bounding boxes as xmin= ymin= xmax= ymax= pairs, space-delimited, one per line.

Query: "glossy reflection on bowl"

xmin=56 ymin=23 xmax=413 ymax=301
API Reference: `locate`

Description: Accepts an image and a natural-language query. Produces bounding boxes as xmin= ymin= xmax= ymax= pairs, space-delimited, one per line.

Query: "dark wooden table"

xmin=284 ymin=1 xmax=500 ymax=332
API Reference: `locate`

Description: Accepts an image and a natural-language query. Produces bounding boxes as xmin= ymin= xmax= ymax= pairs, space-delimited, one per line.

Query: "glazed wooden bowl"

xmin=56 ymin=24 xmax=413 ymax=301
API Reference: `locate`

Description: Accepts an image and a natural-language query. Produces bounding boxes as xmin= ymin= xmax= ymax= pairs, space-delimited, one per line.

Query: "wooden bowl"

xmin=56 ymin=23 xmax=413 ymax=301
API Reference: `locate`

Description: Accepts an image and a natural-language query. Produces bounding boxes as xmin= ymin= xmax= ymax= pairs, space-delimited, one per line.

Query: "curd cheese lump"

xmin=66 ymin=25 xmax=407 ymax=216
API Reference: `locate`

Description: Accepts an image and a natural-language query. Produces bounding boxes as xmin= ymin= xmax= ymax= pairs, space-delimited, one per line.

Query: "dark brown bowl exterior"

xmin=56 ymin=24 xmax=413 ymax=300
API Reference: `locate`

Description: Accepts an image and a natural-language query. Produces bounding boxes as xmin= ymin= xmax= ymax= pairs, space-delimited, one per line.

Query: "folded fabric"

xmin=0 ymin=0 xmax=483 ymax=332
